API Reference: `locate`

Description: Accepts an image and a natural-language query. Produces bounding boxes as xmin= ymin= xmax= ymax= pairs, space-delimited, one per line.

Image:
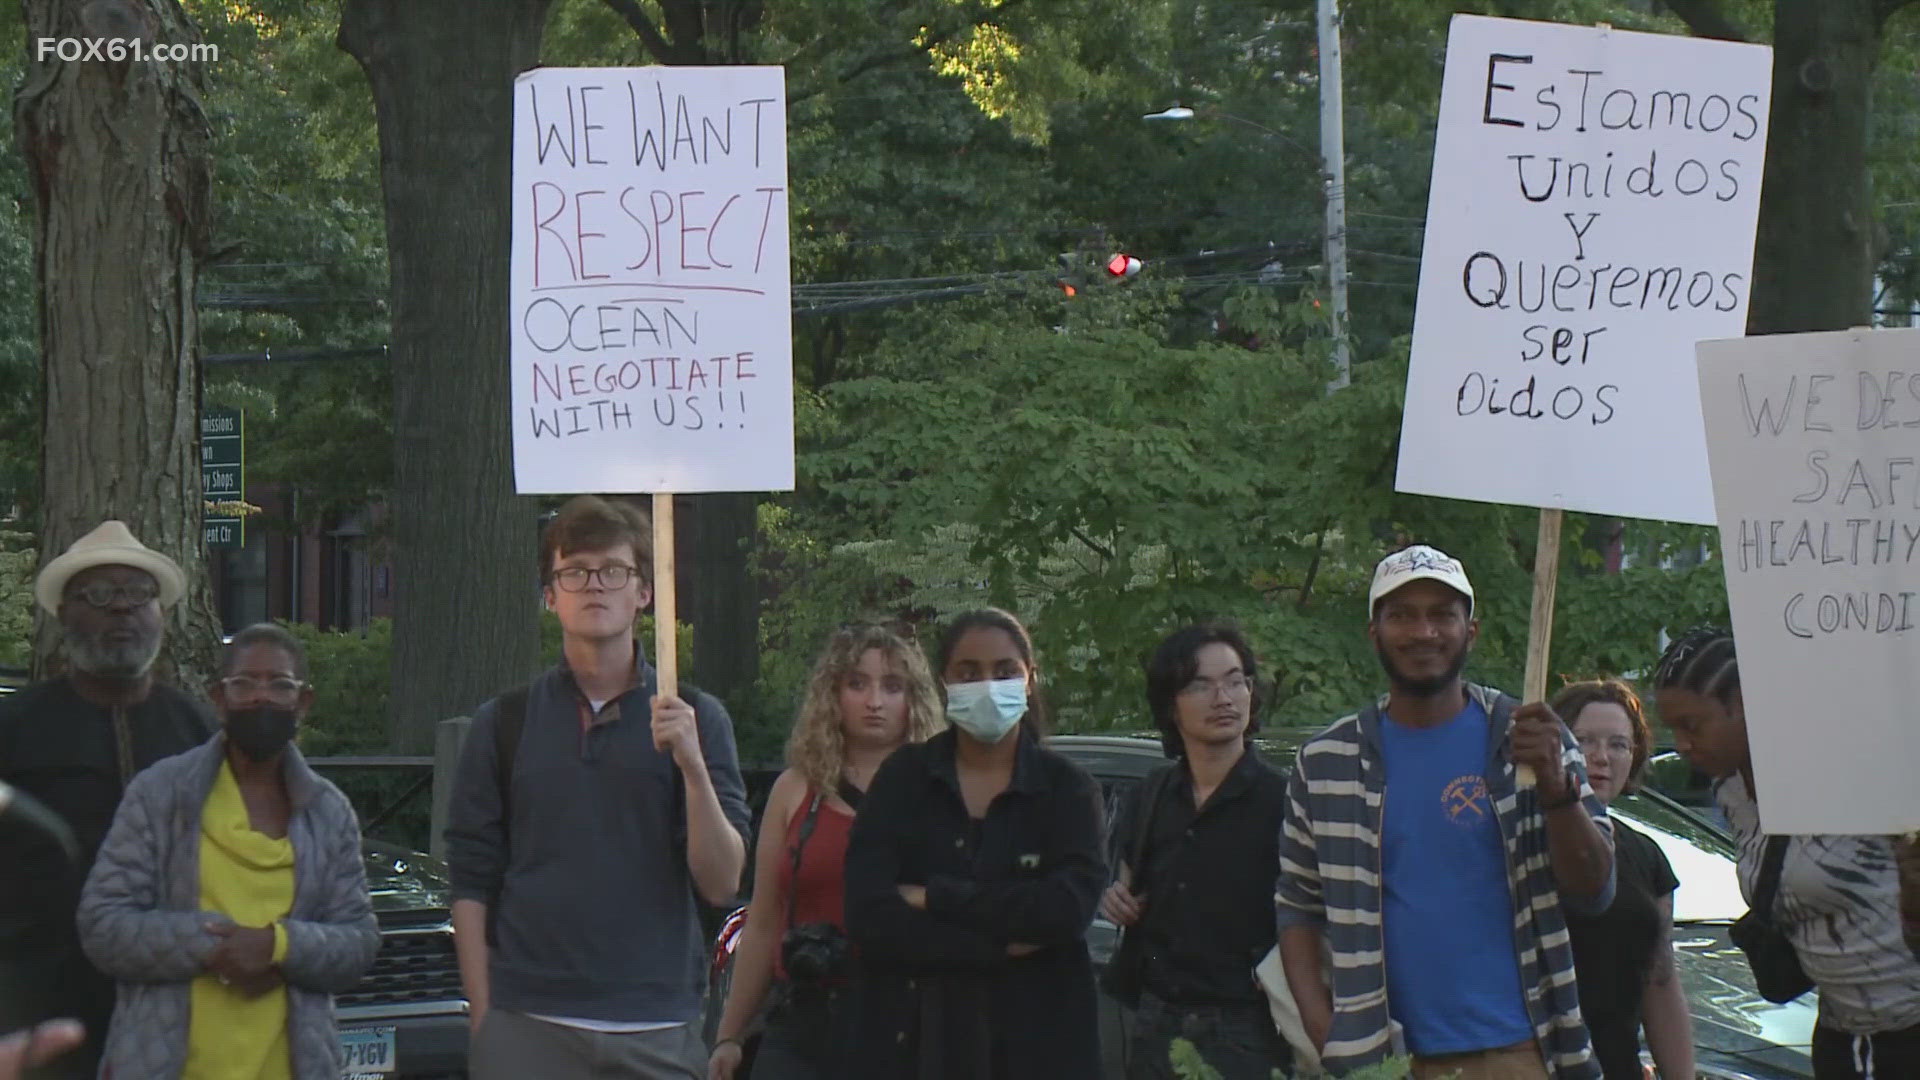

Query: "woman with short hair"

xmin=78 ymin=623 xmax=379 ymax=1079
xmin=1550 ymin=678 xmax=1692 ymax=1080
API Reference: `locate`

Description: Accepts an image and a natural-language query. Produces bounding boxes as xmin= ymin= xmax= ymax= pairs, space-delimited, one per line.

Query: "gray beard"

xmin=64 ymin=626 xmax=162 ymax=678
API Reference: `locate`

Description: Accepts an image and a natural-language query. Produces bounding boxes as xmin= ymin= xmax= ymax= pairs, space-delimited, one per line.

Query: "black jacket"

xmin=843 ymin=728 xmax=1107 ymax=1080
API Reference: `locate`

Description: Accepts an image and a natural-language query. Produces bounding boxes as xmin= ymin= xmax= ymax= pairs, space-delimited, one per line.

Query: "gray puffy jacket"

xmin=77 ymin=735 xmax=380 ymax=1079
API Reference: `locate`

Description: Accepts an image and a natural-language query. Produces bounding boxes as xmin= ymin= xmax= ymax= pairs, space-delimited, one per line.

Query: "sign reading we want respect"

xmin=1698 ymin=329 xmax=1920 ymax=835
xmin=510 ymin=66 xmax=792 ymax=494
xmin=1398 ymin=16 xmax=1770 ymax=525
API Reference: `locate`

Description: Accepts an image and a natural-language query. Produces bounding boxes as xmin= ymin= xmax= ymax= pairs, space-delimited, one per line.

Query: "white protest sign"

xmin=510 ymin=66 xmax=792 ymax=494
xmin=1398 ymin=15 xmax=1770 ymax=525
xmin=1696 ymin=328 xmax=1920 ymax=835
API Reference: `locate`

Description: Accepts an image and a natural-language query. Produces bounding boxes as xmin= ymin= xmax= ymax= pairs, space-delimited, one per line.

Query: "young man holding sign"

xmin=1276 ymin=546 xmax=1615 ymax=1080
xmin=444 ymin=496 xmax=751 ymax=1080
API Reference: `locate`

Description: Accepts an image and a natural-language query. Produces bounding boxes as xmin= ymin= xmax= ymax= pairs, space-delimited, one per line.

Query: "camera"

xmin=780 ymin=921 xmax=851 ymax=985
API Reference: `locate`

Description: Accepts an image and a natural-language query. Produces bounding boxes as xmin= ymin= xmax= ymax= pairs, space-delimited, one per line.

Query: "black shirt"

xmin=1566 ymin=819 xmax=1680 ymax=1079
xmin=843 ymin=728 xmax=1108 ymax=1079
xmin=1112 ymin=747 xmax=1289 ymax=1007
xmin=0 ymin=678 xmax=214 ymax=1028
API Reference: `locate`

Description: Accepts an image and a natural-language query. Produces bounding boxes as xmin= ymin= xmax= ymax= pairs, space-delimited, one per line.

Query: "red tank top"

xmin=772 ymin=787 xmax=854 ymax=979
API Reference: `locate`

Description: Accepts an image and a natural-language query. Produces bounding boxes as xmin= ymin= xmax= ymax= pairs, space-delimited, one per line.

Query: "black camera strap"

xmin=785 ymin=776 xmax=868 ymax=931
xmin=786 ymin=790 xmax=827 ymax=931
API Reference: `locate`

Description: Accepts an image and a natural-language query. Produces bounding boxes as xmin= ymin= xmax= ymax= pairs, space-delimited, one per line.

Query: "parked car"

xmin=707 ymin=733 xmax=1817 ymax=1080
xmin=334 ymin=840 xmax=470 ymax=1080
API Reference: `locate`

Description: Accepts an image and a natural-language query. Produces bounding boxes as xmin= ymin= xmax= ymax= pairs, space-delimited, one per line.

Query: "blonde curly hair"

xmin=786 ymin=624 xmax=944 ymax=795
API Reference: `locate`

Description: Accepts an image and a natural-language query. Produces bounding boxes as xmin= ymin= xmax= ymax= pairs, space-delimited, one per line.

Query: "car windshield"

xmin=1611 ymin=790 xmax=1748 ymax=923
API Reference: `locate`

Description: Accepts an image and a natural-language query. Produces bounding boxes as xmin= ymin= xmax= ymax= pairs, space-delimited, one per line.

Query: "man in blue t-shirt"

xmin=1276 ymin=545 xmax=1616 ymax=1080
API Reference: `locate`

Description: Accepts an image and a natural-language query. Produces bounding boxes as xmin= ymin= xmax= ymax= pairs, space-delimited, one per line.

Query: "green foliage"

xmin=291 ymin=617 xmax=394 ymax=756
xmin=0 ymin=531 xmax=35 ymax=669
xmin=290 ymin=613 xmax=696 ymax=756
xmin=189 ymin=0 xmax=394 ymax=527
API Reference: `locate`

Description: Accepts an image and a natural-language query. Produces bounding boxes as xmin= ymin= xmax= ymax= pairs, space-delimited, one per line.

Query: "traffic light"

xmin=1057 ymin=251 xmax=1142 ymax=298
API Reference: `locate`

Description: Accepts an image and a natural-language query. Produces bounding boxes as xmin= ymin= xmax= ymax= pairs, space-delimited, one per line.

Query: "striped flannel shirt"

xmin=1274 ymin=683 xmax=1612 ymax=1079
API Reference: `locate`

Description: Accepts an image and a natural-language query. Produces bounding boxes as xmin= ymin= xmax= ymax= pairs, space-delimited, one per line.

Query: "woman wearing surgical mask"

xmin=78 ymin=623 xmax=379 ymax=1079
xmin=842 ymin=608 xmax=1106 ymax=1079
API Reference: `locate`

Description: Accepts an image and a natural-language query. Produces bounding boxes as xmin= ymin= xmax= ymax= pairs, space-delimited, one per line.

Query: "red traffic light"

xmin=1105 ymin=253 xmax=1142 ymax=278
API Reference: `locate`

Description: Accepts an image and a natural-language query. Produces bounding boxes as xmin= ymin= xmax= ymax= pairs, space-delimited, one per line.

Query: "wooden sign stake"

xmin=1519 ymin=506 xmax=1564 ymax=786
xmin=652 ymin=492 xmax=677 ymax=699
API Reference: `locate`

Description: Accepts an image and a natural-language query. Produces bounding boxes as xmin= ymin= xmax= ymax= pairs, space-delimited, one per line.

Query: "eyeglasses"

xmin=1576 ymin=734 xmax=1635 ymax=757
xmin=218 ymin=675 xmax=307 ymax=703
xmin=549 ymin=564 xmax=637 ymax=592
xmin=1178 ymin=675 xmax=1253 ymax=698
xmin=66 ymin=581 xmax=159 ymax=608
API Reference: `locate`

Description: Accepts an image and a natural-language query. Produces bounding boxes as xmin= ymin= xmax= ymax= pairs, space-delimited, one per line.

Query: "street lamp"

xmin=1144 ymin=91 xmax=1359 ymax=390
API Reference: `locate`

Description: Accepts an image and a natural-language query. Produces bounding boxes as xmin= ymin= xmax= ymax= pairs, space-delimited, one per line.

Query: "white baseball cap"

xmin=1368 ymin=544 xmax=1474 ymax=617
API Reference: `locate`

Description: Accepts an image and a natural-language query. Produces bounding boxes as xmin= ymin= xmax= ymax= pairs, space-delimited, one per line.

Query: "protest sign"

xmin=510 ymin=65 xmax=792 ymax=496
xmin=1696 ymin=328 xmax=1920 ymax=835
xmin=1397 ymin=15 xmax=1771 ymax=526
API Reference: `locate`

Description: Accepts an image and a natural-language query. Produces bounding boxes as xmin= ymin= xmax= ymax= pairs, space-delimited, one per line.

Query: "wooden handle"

xmin=1519 ymin=507 xmax=1564 ymax=787
xmin=652 ymin=492 xmax=676 ymax=699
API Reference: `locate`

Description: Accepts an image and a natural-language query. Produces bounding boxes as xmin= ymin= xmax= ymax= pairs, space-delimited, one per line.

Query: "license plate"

xmin=338 ymin=1025 xmax=396 ymax=1076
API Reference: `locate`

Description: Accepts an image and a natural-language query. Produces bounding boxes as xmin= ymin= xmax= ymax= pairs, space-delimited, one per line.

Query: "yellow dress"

xmin=183 ymin=760 xmax=296 ymax=1080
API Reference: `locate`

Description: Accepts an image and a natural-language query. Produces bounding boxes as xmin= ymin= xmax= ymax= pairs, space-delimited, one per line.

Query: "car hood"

xmin=361 ymin=840 xmax=453 ymax=919
xmin=1676 ymin=923 xmax=1816 ymax=1075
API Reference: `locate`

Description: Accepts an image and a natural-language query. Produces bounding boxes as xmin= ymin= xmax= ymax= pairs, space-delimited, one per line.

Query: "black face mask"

xmin=226 ymin=706 xmax=298 ymax=762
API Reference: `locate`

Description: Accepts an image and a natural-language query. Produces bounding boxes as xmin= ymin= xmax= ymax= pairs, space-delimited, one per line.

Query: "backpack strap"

xmin=485 ymin=685 xmax=531 ymax=947
xmin=492 ymin=685 xmax=533 ymax=829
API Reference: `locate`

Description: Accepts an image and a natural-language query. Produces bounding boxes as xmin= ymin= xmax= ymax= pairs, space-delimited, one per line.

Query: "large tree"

xmin=1663 ymin=0 xmax=1918 ymax=331
xmin=338 ymin=0 xmax=553 ymax=749
xmin=17 ymin=0 xmax=224 ymax=681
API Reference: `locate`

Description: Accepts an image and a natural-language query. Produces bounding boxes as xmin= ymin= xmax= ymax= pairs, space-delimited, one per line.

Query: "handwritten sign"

xmin=1397 ymin=15 xmax=1771 ymax=525
xmin=1697 ymin=328 xmax=1920 ymax=834
xmin=510 ymin=66 xmax=793 ymax=494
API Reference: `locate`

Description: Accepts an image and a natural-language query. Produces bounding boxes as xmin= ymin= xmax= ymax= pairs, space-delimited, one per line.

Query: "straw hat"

xmin=35 ymin=521 xmax=187 ymax=615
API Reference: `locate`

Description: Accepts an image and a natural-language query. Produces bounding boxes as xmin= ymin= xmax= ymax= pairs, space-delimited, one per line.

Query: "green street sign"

xmin=201 ymin=408 xmax=244 ymax=549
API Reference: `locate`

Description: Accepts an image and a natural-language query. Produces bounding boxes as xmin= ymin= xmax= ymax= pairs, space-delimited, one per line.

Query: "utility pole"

xmin=1318 ymin=0 xmax=1352 ymax=391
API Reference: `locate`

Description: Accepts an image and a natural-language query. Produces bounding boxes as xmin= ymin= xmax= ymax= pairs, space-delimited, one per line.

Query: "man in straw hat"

xmin=0 ymin=521 xmax=215 ymax=1078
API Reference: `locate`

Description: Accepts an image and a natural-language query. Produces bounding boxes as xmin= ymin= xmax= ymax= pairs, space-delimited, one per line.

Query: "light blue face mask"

xmin=944 ymin=678 xmax=1027 ymax=742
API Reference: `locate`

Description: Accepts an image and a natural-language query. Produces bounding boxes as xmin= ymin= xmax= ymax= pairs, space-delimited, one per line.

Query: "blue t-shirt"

xmin=1379 ymin=699 xmax=1535 ymax=1054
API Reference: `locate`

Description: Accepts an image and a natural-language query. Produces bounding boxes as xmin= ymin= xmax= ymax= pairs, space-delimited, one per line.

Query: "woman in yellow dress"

xmin=79 ymin=623 xmax=379 ymax=1079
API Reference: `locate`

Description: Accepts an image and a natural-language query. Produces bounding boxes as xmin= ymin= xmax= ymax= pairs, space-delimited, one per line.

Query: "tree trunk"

xmin=682 ymin=492 xmax=760 ymax=703
xmin=339 ymin=0 xmax=553 ymax=751
xmin=1747 ymin=0 xmax=1886 ymax=333
xmin=17 ymin=0 xmax=223 ymax=685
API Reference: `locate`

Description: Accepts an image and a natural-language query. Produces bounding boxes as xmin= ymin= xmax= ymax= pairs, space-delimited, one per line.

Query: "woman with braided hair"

xmin=1651 ymin=627 xmax=1920 ymax=1079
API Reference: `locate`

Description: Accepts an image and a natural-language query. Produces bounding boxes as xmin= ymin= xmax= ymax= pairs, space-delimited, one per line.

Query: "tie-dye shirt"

xmin=1718 ymin=774 xmax=1920 ymax=1034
